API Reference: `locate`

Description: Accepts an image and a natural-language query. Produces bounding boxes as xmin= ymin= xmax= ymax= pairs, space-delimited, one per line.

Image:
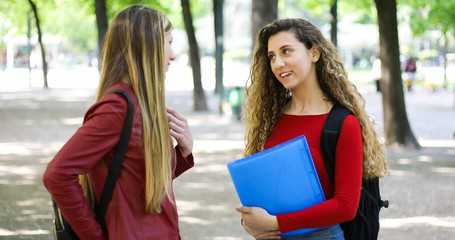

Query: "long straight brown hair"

xmin=79 ymin=5 xmax=174 ymax=214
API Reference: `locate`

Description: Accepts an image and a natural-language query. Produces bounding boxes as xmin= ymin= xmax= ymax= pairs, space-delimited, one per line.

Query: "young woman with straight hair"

xmin=43 ymin=5 xmax=194 ymax=239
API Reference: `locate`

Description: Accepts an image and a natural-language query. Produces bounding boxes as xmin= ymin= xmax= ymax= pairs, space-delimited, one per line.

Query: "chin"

xmin=281 ymin=83 xmax=295 ymax=90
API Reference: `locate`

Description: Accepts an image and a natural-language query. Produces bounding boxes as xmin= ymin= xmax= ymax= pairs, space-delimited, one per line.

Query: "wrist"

xmin=176 ymin=145 xmax=191 ymax=158
xmin=269 ymin=216 xmax=280 ymax=231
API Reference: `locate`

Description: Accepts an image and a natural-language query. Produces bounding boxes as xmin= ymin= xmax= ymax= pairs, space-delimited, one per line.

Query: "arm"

xmin=43 ymin=94 xmax=128 ymax=239
xmin=239 ymin=116 xmax=363 ymax=235
xmin=276 ymin=115 xmax=363 ymax=233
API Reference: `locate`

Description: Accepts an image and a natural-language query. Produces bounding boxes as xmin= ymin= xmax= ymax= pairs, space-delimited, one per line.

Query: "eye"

xmin=283 ymin=49 xmax=291 ymax=54
xmin=268 ymin=54 xmax=276 ymax=61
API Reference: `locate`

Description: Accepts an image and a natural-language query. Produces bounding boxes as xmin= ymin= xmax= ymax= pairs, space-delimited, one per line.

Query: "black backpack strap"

xmin=95 ymin=89 xmax=134 ymax=225
xmin=320 ymin=103 xmax=351 ymax=184
xmin=321 ymin=103 xmax=389 ymax=240
xmin=52 ymin=198 xmax=67 ymax=230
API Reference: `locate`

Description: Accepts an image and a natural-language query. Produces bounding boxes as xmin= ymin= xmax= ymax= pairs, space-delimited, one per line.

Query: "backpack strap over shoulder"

xmin=95 ymin=89 xmax=134 ymax=225
xmin=321 ymin=103 xmax=389 ymax=240
xmin=320 ymin=103 xmax=351 ymax=184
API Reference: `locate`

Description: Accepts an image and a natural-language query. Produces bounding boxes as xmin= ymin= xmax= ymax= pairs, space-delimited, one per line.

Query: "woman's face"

xmin=267 ymin=31 xmax=318 ymax=90
xmin=164 ymin=31 xmax=176 ymax=72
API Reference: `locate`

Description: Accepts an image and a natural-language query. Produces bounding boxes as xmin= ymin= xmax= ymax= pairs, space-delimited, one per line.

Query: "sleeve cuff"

xmin=176 ymin=146 xmax=194 ymax=166
xmin=276 ymin=213 xmax=291 ymax=234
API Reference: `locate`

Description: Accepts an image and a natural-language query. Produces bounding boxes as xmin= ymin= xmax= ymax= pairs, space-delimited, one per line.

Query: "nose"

xmin=273 ymin=56 xmax=285 ymax=68
xmin=170 ymin=49 xmax=176 ymax=62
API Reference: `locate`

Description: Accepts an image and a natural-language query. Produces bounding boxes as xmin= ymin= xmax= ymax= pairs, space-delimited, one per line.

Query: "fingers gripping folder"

xmin=227 ymin=135 xmax=327 ymax=237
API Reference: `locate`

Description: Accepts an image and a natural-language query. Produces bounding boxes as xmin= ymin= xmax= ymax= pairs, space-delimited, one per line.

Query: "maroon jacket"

xmin=43 ymin=82 xmax=194 ymax=239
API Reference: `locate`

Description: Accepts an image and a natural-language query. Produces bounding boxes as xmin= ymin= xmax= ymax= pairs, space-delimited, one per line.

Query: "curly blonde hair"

xmin=243 ymin=18 xmax=388 ymax=179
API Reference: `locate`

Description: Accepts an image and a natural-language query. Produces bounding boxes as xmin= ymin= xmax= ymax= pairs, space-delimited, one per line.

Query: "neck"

xmin=285 ymin=80 xmax=332 ymax=115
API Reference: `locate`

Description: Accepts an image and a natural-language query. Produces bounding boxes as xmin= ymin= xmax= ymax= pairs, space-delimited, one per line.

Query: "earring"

xmin=285 ymin=89 xmax=292 ymax=98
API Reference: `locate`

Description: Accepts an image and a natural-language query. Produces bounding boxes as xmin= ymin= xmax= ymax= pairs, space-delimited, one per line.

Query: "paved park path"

xmin=0 ymin=84 xmax=454 ymax=239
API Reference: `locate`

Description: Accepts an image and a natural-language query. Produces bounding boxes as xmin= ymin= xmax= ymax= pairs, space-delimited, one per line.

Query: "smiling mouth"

xmin=280 ymin=71 xmax=292 ymax=78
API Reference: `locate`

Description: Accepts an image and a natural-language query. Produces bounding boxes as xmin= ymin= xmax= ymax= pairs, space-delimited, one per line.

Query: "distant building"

xmin=2 ymin=34 xmax=59 ymax=70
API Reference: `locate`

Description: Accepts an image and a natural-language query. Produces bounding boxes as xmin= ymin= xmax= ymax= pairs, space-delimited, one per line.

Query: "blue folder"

xmin=227 ymin=135 xmax=327 ymax=237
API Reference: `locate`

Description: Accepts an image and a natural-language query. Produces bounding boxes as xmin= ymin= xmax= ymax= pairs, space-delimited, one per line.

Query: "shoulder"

xmin=343 ymin=114 xmax=360 ymax=127
xmin=84 ymin=83 xmax=136 ymax=124
xmin=341 ymin=114 xmax=361 ymax=132
xmin=340 ymin=114 xmax=362 ymax=141
xmin=103 ymin=82 xmax=136 ymax=105
xmin=91 ymin=93 xmax=128 ymax=116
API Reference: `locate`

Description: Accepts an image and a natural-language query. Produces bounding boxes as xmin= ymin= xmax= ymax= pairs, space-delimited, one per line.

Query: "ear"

xmin=310 ymin=46 xmax=321 ymax=63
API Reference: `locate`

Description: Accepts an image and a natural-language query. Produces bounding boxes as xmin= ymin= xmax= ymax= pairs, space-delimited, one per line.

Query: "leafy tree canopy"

xmin=0 ymin=0 xmax=210 ymax=55
xmin=400 ymin=0 xmax=455 ymax=36
xmin=280 ymin=0 xmax=377 ymax=24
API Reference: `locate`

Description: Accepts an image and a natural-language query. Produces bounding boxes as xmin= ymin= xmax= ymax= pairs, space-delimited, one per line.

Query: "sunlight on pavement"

xmin=0 ymin=142 xmax=65 ymax=156
xmin=179 ymin=216 xmax=212 ymax=225
xmin=177 ymin=182 xmax=230 ymax=193
xmin=0 ymin=165 xmax=35 ymax=175
xmin=191 ymin=164 xmax=229 ymax=174
xmin=193 ymin=140 xmax=244 ymax=153
xmin=210 ymin=238 xmax=243 ymax=240
xmin=60 ymin=117 xmax=84 ymax=125
xmin=0 ymin=143 xmax=32 ymax=155
xmin=15 ymin=198 xmax=48 ymax=207
xmin=0 ymin=67 xmax=99 ymax=91
xmin=396 ymin=158 xmax=412 ymax=165
xmin=420 ymin=139 xmax=455 ymax=148
xmin=430 ymin=167 xmax=455 ymax=174
xmin=386 ymin=169 xmax=416 ymax=177
xmin=0 ymin=228 xmax=50 ymax=236
xmin=381 ymin=216 xmax=455 ymax=228
xmin=177 ymin=200 xmax=231 ymax=213
xmin=418 ymin=155 xmax=433 ymax=162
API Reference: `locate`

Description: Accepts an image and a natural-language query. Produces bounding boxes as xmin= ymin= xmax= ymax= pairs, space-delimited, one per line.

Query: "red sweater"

xmin=264 ymin=113 xmax=363 ymax=234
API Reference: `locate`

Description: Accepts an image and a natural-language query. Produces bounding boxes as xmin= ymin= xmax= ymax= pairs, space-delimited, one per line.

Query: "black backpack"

xmin=320 ymin=103 xmax=389 ymax=240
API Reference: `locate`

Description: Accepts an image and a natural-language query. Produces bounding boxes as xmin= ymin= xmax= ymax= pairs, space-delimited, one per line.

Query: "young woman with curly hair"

xmin=236 ymin=18 xmax=388 ymax=240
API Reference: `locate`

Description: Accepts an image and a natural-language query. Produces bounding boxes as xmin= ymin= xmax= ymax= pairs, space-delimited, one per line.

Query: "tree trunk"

xmin=181 ymin=0 xmax=208 ymax=111
xmin=95 ymin=0 xmax=108 ymax=65
xmin=374 ymin=0 xmax=420 ymax=149
xmin=251 ymin=0 xmax=278 ymax=52
xmin=28 ymin=0 xmax=48 ymax=88
xmin=214 ymin=0 xmax=224 ymax=95
xmin=330 ymin=0 xmax=338 ymax=47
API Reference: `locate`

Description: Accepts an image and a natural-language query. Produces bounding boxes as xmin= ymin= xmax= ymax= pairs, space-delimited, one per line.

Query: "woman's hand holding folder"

xmin=236 ymin=206 xmax=281 ymax=239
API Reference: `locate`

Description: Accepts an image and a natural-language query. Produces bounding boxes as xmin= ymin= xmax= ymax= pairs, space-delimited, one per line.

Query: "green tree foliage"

xmin=282 ymin=0 xmax=375 ymax=24
xmin=0 ymin=0 xmax=209 ymax=55
xmin=47 ymin=0 xmax=97 ymax=53
xmin=402 ymin=0 xmax=455 ymax=36
xmin=282 ymin=0 xmax=329 ymax=17
xmin=0 ymin=0 xmax=39 ymax=36
xmin=0 ymin=0 xmax=95 ymax=55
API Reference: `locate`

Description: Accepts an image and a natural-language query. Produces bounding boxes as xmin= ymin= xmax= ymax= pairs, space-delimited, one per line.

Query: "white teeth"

xmin=280 ymin=72 xmax=292 ymax=78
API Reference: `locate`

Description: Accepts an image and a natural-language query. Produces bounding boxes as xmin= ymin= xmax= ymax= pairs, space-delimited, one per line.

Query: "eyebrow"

xmin=267 ymin=44 xmax=293 ymax=55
